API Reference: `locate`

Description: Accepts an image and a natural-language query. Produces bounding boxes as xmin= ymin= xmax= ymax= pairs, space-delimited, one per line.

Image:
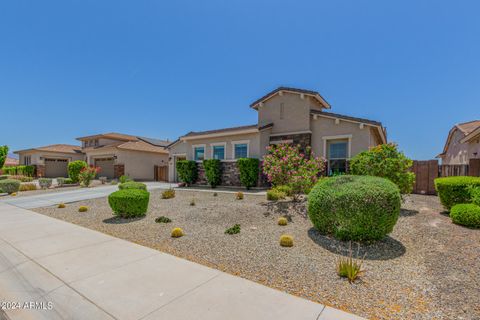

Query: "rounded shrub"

xmin=434 ymin=177 xmax=480 ymax=210
xmin=203 ymin=159 xmax=222 ymax=188
xmin=278 ymin=217 xmax=288 ymax=226
xmin=108 ymin=189 xmax=150 ymax=218
xmin=78 ymin=206 xmax=88 ymax=212
xmin=176 ymin=160 xmax=198 ymax=186
xmin=68 ymin=160 xmax=88 ymax=183
xmin=38 ymin=178 xmax=53 ymax=189
xmin=236 ymin=192 xmax=244 ymax=200
xmin=118 ymin=181 xmax=147 ymax=191
xmin=280 ymin=235 xmax=294 ymax=247
xmin=237 ymin=158 xmax=259 ymax=189
xmin=171 ymin=227 xmax=184 ymax=238
xmin=450 ymin=203 xmax=480 ymax=228
xmin=308 ymin=175 xmax=401 ymax=242
xmin=266 ymin=189 xmax=286 ymax=201
xmin=0 ymin=179 xmax=21 ymax=194
xmin=58 ymin=203 xmax=66 ymax=209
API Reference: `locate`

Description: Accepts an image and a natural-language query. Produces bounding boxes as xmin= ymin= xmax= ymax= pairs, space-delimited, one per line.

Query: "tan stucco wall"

xmin=310 ymin=116 xmax=375 ymax=158
xmin=257 ymin=92 xmax=314 ymax=134
xmin=18 ymin=151 xmax=85 ymax=165
xmin=442 ymin=129 xmax=480 ymax=165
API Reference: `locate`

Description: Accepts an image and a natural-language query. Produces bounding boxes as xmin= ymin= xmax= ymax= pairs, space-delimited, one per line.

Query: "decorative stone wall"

xmin=114 ymin=164 xmax=125 ymax=178
xmin=195 ymin=161 xmax=267 ymax=188
xmin=269 ymin=133 xmax=312 ymax=154
xmin=35 ymin=165 xmax=45 ymax=178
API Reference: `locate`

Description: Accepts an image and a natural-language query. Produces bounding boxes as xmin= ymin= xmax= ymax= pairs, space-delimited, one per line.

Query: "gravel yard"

xmin=34 ymin=190 xmax=480 ymax=320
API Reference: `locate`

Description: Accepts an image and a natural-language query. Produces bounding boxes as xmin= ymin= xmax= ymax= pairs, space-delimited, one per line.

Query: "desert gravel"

xmin=34 ymin=190 xmax=480 ymax=319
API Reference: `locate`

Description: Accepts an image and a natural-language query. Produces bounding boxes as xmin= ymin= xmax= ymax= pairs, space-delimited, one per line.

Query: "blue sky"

xmin=1 ymin=0 xmax=479 ymax=159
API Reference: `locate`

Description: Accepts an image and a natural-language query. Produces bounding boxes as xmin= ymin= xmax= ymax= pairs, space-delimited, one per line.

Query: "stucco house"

xmin=437 ymin=120 xmax=480 ymax=165
xmin=167 ymin=87 xmax=387 ymax=185
xmin=77 ymin=132 xmax=170 ymax=180
xmin=14 ymin=144 xmax=85 ymax=178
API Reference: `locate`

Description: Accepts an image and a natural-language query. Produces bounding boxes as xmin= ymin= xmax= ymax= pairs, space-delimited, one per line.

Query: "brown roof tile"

xmin=182 ymin=124 xmax=259 ymax=138
xmin=250 ymin=87 xmax=331 ymax=109
xmin=76 ymin=132 xmax=139 ymax=141
xmin=117 ymin=140 xmax=168 ymax=154
xmin=15 ymin=144 xmax=83 ymax=154
xmin=311 ymin=110 xmax=383 ymax=127
xmin=456 ymin=120 xmax=480 ymax=135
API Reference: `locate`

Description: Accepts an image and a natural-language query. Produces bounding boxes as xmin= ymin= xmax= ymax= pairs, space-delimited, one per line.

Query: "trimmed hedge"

xmin=176 ymin=160 xmax=197 ymax=186
xmin=450 ymin=203 xmax=480 ymax=228
xmin=237 ymin=158 xmax=259 ymax=189
xmin=2 ymin=165 xmax=35 ymax=176
xmin=118 ymin=181 xmax=147 ymax=191
xmin=108 ymin=189 xmax=150 ymax=218
xmin=434 ymin=176 xmax=480 ymax=210
xmin=470 ymin=187 xmax=480 ymax=206
xmin=203 ymin=159 xmax=222 ymax=188
xmin=308 ymin=175 xmax=401 ymax=242
xmin=68 ymin=161 xmax=88 ymax=183
xmin=0 ymin=179 xmax=21 ymax=194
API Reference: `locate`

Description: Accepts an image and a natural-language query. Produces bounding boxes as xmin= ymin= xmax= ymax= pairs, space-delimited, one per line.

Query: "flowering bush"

xmin=78 ymin=166 xmax=101 ymax=187
xmin=262 ymin=144 xmax=325 ymax=197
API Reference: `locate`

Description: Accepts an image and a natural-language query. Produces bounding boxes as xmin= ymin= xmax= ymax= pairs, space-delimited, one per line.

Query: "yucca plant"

xmin=336 ymin=243 xmax=365 ymax=283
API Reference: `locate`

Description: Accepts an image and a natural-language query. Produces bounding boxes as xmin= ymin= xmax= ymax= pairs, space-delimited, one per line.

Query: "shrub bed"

xmin=308 ymin=175 xmax=401 ymax=242
xmin=266 ymin=189 xmax=286 ymax=201
xmin=118 ymin=181 xmax=147 ymax=191
xmin=19 ymin=183 xmax=37 ymax=191
xmin=176 ymin=160 xmax=197 ymax=186
xmin=203 ymin=159 xmax=222 ymax=188
xmin=68 ymin=161 xmax=88 ymax=183
xmin=108 ymin=189 xmax=150 ymax=218
xmin=450 ymin=203 xmax=480 ymax=228
xmin=434 ymin=176 xmax=480 ymax=210
xmin=237 ymin=158 xmax=259 ymax=189
xmin=39 ymin=178 xmax=53 ymax=189
xmin=0 ymin=179 xmax=21 ymax=194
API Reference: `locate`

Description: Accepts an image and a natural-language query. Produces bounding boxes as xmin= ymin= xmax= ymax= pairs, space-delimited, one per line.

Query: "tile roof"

xmin=456 ymin=120 xmax=480 ymax=135
xmin=182 ymin=124 xmax=259 ymax=138
xmin=117 ymin=140 xmax=168 ymax=154
xmin=76 ymin=132 xmax=139 ymax=141
xmin=5 ymin=156 xmax=19 ymax=166
xmin=14 ymin=144 xmax=83 ymax=154
xmin=311 ymin=110 xmax=383 ymax=126
xmin=250 ymin=87 xmax=331 ymax=109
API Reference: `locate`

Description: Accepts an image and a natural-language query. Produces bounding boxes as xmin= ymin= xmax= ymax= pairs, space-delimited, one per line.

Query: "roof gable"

xmin=250 ymin=87 xmax=331 ymax=110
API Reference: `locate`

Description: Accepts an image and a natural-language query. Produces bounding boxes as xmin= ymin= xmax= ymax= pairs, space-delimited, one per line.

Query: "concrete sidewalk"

xmin=0 ymin=203 xmax=364 ymax=320
xmin=0 ymin=182 xmax=175 ymax=209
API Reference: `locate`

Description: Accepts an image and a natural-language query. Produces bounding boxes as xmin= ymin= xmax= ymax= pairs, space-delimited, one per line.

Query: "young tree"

xmin=0 ymin=145 xmax=9 ymax=169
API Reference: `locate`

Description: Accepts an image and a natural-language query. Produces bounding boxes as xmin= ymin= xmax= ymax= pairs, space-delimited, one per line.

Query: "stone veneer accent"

xmin=195 ymin=161 xmax=267 ymax=187
xmin=269 ymin=133 xmax=312 ymax=154
xmin=35 ymin=165 xmax=45 ymax=178
xmin=114 ymin=164 xmax=125 ymax=179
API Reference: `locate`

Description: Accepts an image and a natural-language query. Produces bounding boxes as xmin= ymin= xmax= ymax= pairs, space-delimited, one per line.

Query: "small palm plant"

xmin=336 ymin=243 xmax=365 ymax=283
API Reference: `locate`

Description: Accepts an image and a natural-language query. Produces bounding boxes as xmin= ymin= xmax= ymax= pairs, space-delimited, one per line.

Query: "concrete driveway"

xmin=0 ymin=203 xmax=363 ymax=320
xmin=0 ymin=182 xmax=175 ymax=209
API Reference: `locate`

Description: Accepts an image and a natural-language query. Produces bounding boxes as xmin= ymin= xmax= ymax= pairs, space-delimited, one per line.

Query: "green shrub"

xmin=308 ymin=175 xmax=401 ymax=242
xmin=203 ymin=159 xmax=222 ymax=188
xmin=266 ymin=189 xmax=286 ymax=201
xmin=176 ymin=160 xmax=198 ymax=186
xmin=225 ymin=224 xmax=241 ymax=234
xmin=336 ymin=246 xmax=365 ymax=283
xmin=279 ymin=235 xmax=294 ymax=247
xmin=38 ymin=178 xmax=53 ymax=189
xmin=434 ymin=176 xmax=480 ymax=210
xmin=108 ymin=189 xmax=150 ymax=218
xmin=236 ymin=192 xmax=244 ymax=200
xmin=273 ymin=185 xmax=293 ymax=196
xmin=278 ymin=217 xmax=288 ymax=226
xmin=471 ymin=187 xmax=480 ymax=206
xmin=118 ymin=181 xmax=147 ymax=191
xmin=450 ymin=203 xmax=480 ymax=228
xmin=10 ymin=175 xmax=33 ymax=182
xmin=0 ymin=175 xmax=10 ymax=180
xmin=24 ymin=165 xmax=35 ymax=177
xmin=161 ymin=188 xmax=175 ymax=199
xmin=58 ymin=203 xmax=66 ymax=208
xmin=119 ymin=175 xmax=132 ymax=183
xmin=57 ymin=177 xmax=74 ymax=186
xmin=19 ymin=183 xmax=37 ymax=191
xmin=237 ymin=158 xmax=259 ymax=189
xmin=0 ymin=146 xmax=8 ymax=169
xmin=78 ymin=206 xmax=88 ymax=212
xmin=0 ymin=179 xmax=21 ymax=194
xmin=68 ymin=161 xmax=88 ymax=183
xmin=155 ymin=216 xmax=172 ymax=223
xmin=349 ymin=143 xmax=415 ymax=194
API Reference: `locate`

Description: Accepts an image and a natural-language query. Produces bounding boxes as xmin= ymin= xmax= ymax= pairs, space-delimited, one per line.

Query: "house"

xmin=14 ymin=144 xmax=85 ymax=177
xmin=5 ymin=155 xmax=19 ymax=167
xmin=167 ymin=87 xmax=387 ymax=185
xmin=77 ymin=132 xmax=169 ymax=180
xmin=437 ymin=120 xmax=480 ymax=165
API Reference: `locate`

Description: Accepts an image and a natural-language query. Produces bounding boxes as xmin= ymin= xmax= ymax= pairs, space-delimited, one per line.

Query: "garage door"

xmin=95 ymin=158 xmax=115 ymax=179
xmin=45 ymin=159 xmax=68 ymax=178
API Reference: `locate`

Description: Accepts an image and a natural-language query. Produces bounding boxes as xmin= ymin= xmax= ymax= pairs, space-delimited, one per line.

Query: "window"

xmin=212 ymin=145 xmax=225 ymax=160
xmin=234 ymin=143 xmax=248 ymax=159
xmin=327 ymin=141 xmax=348 ymax=175
xmin=193 ymin=146 xmax=205 ymax=161
xmin=24 ymin=156 xmax=31 ymax=165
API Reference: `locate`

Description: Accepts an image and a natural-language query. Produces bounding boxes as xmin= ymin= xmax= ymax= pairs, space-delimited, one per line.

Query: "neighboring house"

xmin=437 ymin=120 xmax=480 ymax=165
xmin=5 ymin=155 xmax=19 ymax=167
xmin=14 ymin=144 xmax=85 ymax=178
xmin=77 ymin=132 xmax=169 ymax=180
xmin=168 ymin=87 xmax=387 ymax=185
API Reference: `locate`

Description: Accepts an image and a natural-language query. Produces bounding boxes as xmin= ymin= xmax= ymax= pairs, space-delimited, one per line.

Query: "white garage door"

xmin=45 ymin=159 xmax=68 ymax=178
xmin=95 ymin=158 xmax=115 ymax=179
